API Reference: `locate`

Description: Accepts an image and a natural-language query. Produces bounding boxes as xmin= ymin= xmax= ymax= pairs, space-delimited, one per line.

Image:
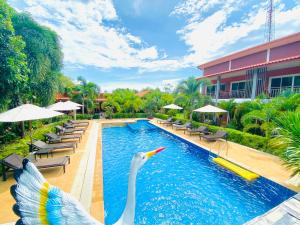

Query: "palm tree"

xmin=74 ymin=76 xmax=99 ymax=114
xmin=270 ymin=112 xmax=300 ymax=178
xmin=175 ymin=77 xmax=210 ymax=120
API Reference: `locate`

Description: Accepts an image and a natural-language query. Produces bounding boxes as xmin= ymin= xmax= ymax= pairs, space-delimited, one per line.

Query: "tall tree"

xmin=73 ymin=76 xmax=100 ymax=114
xmin=0 ymin=0 xmax=28 ymax=110
xmin=142 ymin=89 xmax=174 ymax=116
xmin=175 ymin=77 xmax=210 ymax=120
xmin=11 ymin=13 xmax=63 ymax=106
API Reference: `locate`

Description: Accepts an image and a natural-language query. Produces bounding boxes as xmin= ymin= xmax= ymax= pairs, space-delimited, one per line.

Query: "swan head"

xmin=132 ymin=147 xmax=165 ymax=171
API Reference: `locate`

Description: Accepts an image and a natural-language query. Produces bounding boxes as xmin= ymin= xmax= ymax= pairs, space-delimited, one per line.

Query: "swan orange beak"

xmin=145 ymin=147 xmax=165 ymax=159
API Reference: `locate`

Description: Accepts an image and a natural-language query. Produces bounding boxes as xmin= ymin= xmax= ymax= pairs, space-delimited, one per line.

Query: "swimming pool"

xmin=102 ymin=120 xmax=295 ymax=225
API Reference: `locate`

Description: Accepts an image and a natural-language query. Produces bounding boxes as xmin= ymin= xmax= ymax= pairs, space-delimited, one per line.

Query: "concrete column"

xmin=199 ymin=83 xmax=204 ymax=95
xmin=216 ymin=76 xmax=221 ymax=103
xmin=251 ymin=70 xmax=258 ymax=99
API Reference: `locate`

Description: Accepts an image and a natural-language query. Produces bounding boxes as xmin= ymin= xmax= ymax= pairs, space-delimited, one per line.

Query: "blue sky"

xmin=8 ymin=0 xmax=300 ymax=92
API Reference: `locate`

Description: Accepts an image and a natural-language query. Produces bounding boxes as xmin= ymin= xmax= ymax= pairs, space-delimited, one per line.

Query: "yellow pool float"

xmin=213 ymin=157 xmax=259 ymax=181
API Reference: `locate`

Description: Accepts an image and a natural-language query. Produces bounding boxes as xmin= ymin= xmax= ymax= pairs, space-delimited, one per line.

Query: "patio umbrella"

xmin=193 ymin=105 xmax=227 ymax=113
xmin=65 ymin=100 xmax=82 ymax=107
xmin=193 ymin=104 xmax=229 ymax=124
xmin=0 ymin=104 xmax=63 ymax=143
xmin=47 ymin=102 xmax=80 ymax=120
xmin=163 ymin=104 xmax=183 ymax=110
xmin=64 ymin=101 xmax=82 ymax=120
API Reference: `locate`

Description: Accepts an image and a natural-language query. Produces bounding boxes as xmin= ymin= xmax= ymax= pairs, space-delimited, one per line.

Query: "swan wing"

xmin=10 ymin=159 xmax=103 ymax=225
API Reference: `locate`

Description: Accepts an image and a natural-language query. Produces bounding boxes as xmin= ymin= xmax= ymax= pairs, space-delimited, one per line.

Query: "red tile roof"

xmin=55 ymin=93 xmax=70 ymax=101
xmin=136 ymin=90 xmax=150 ymax=98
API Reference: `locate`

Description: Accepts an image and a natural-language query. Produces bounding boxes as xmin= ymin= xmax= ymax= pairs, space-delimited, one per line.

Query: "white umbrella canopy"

xmin=47 ymin=102 xmax=80 ymax=111
xmin=0 ymin=104 xmax=64 ymax=144
xmin=193 ymin=104 xmax=227 ymax=113
xmin=65 ymin=100 xmax=82 ymax=107
xmin=163 ymin=104 xmax=183 ymax=110
xmin=0 ymin=104 xmax=63 ymax=122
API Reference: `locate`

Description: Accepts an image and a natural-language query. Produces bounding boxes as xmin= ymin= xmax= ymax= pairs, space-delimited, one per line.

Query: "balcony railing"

xmin=269 ymin=87 xmax=300 ymax=97
xmin=205 ymin=87 xmax=300 ymax=99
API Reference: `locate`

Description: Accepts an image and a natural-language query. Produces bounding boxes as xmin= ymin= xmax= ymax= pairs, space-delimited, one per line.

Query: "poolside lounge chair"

xmin=69 ymin=120 xmax=89 ymax=126
xmin=31 ymin=140 xmax=76 ymax=158
xmin=201 ymin=130 xmax=228 ymax=141
xmin=173 ymin=122 xmax=192 ymax=130
xmin=55 ymin=125 xmax=84 ymax=135
xmin=157 ymin=117 xmax=173 ymax=124
xmin=167 ymin=120 xmax=182 ymax=127
xmin=1 ymin=153 xmax=70 ymax=181
xmin=63 ymin=122 xmax=86 ymax=132
xmin=44 ymin=133 xmax=81 ymax=144
xmin=185 ymin=126 xmax=209 ymax=136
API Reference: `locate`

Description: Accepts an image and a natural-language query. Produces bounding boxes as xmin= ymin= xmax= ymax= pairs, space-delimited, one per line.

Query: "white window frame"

xmin=268 ymin=74 xmax=300 ymax=92
xmin=206 ymin=83 xmax=226 ymax=95
xmin=230 ymin=80 xmax=247 ymax=92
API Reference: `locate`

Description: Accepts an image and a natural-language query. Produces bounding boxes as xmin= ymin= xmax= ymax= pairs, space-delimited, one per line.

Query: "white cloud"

xmin=172 ymin=0 xmax=300 ymax=66
xmin=10 ymin=0 xmax=300 ymax=75
xmin=13 ymin=0 xmax=185 ymax=72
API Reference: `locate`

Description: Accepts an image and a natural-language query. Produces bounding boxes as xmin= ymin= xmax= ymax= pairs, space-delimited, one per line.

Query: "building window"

xmin=270 ymin=75 xmax=299 ymax=90
xmin=231 ymin=81 xmax=249 ymax=92
xmin=269 ymin=74 xmax=300 ymax=96
xmin=293 ymin=75 xmax=300 ymax=88
xmin=206 ymin=85 xmax=215 ymax=96
xmin=206 ymin=84 xmax=225 ymax=96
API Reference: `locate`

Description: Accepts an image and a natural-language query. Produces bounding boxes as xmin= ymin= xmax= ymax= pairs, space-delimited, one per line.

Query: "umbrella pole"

xmin=29 ymin=120 xmax=33 ymax=152
xmin=74 ymin=109 xmax=76 ymax=120
xmin=20 ymin=121 xmax=25 ymax=138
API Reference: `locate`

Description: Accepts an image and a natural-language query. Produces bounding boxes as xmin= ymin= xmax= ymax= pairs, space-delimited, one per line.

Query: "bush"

xmin=0 ymin=120 xmax=66 ymax=159
xmin=112 ymin=113 xmax=147 ymax=119
xmin=0 ymin=120 xmax=68 ymax=160
xmin=154 ymin=113 xmax=169 ymax=120
xmin=154 ymin=113 xmax=267 ymax=152
xmin=76 ymin=114 xmax=93 ymax=120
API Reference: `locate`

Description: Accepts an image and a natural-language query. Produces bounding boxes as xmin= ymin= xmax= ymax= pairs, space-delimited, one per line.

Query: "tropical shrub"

xmin=142 ymin=89 xmax=174 ymax=116
xmin=175 ymin=76 xmax=211 ymax=120
xmin=270 ymin=112 xmax=300 ymax=175
xmin=0 ymin=120 xmax=68 ymax=160
xmin=154 ymin=113 xmax=169 ymax=120
xmin=102 ymin=89 xmax=142 ymax=114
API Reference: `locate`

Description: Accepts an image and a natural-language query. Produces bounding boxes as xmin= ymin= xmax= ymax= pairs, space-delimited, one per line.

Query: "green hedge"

xmin=0 ymin=120 xmax=67 ymax=160
xmin=112 ymin=113 xmax=148 ymax=119
xmin=76 ymin=114 xmax=94 ymax=120
xmin=154 ymin=113 xmax=267 ymax=152
xmin=154 ymin=113 xmax=169 ymax=120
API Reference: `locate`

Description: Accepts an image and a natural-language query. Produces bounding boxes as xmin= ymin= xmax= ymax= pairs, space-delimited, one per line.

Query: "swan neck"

xmin=116 ymin=162 xmax=138 ymax=225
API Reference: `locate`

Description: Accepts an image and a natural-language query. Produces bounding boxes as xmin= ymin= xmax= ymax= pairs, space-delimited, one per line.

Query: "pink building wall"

xmin=231 ymin=51 xmax=267 ymax=70
xmin=204 ymin=61 xmax=229 ymax=76
xmin=202 ymin=41 xmax=300 ymax=77
xmin=270 ymin=41 xmax=300 ymax=61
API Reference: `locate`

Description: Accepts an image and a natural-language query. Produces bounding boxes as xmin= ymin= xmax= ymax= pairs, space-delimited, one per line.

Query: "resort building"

xmin=197 ymin=32 xmax=300 ymax=102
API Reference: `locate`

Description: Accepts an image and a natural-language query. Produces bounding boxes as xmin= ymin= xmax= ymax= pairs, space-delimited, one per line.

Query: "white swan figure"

xmin=10 ymin=147 xmax=165 ymax=225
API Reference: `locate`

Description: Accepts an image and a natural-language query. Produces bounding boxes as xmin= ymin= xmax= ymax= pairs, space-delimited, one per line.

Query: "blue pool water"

xmin=102 ymin=120 xmax=295 ymax=225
